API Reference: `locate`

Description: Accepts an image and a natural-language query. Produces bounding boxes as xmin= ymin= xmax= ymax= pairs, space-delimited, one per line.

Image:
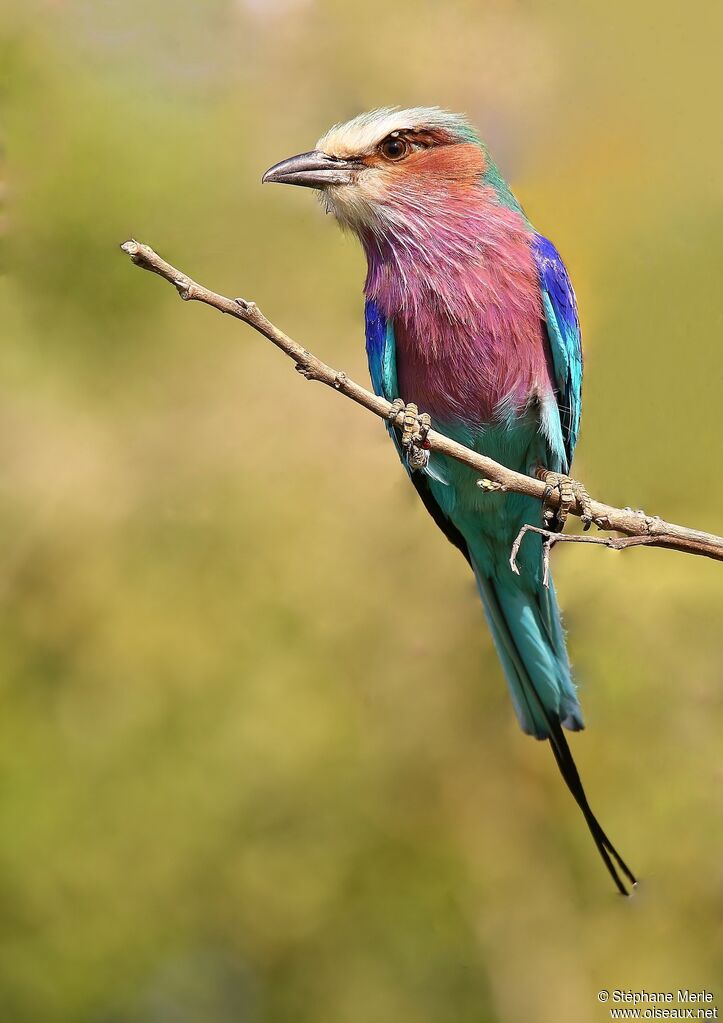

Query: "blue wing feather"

xmin=364 ymin=298 xmax=471 ymax=561
xmin=532 ymin=234 xmax=583 ymax=471
xmin=365 ymin=298 xmax=398 ymax=401
xmin=365 ymin=296 xmax=404 ymax=463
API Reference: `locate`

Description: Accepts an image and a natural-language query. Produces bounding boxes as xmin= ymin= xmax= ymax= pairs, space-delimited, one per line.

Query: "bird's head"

xmin=262 ymin=107 xmax=499 ymax=236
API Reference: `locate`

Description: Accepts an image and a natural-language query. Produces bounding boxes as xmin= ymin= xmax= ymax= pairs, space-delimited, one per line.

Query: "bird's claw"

xmin=536 ymin=469 xmax=594 ymax=532
xmin=388 ymin=399 xmax=431 ymax=471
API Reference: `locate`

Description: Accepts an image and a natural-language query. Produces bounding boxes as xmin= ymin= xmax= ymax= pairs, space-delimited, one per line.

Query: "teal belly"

xmin=425 ymin=414 xmax=550 ymax=584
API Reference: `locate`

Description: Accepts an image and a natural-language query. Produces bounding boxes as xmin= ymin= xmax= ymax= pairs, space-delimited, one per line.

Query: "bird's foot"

xmin=535 ymin=468 xmax=594 ymax=531
xmin=388 ymin=399 xmax=431 ymax=471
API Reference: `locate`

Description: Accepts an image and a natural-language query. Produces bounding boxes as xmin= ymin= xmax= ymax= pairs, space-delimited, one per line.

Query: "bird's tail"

xmin=473 ymin=560 xmax=637 ymax=896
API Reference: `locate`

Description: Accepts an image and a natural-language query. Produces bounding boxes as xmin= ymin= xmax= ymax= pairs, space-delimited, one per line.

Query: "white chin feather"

xmin=319 ymin=172 xmax=390 ymax=233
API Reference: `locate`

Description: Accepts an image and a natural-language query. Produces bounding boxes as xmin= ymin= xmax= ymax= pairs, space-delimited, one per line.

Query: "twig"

xmin=509 ymin=525 xmax=669 ymax=586
xmin=119 ymin=240 xmax=723 ymax=565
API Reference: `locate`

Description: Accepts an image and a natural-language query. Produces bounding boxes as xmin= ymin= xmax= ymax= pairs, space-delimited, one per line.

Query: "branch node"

xmin=333 ymin=371 xmax=348 ymax=390
xmin=478 ymin=478 xmax=506 ymax=493
xmin=120 ymin=239 xmax=142 ymax=262
xmin=295 ymin=362 xmax=315 ymax=380
xmin=644 ymin=515 xmax=666 ymax=535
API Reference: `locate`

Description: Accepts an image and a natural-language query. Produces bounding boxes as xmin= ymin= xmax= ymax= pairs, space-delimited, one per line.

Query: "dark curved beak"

xmin=262 ymin=150 xmax=360 ymax=189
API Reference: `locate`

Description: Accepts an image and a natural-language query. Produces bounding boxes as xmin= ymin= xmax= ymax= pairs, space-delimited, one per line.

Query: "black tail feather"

xmin=547 ymin=717 xmax=637 ymax=896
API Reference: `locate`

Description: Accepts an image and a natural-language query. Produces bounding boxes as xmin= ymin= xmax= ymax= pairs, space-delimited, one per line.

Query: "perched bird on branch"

xmin=264 ymin=107 xmax=636 ymax=894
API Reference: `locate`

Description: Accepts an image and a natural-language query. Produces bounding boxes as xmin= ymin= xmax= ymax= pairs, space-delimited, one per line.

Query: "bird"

xmin=263 ymin=106 xmax=636 ymax=895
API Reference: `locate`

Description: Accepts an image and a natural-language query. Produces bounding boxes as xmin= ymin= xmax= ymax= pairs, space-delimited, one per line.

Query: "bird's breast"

xmin=363 ymin=191 xmax=556 ymax=428
xmin=393 ymin=292 xmax=552 ymax=429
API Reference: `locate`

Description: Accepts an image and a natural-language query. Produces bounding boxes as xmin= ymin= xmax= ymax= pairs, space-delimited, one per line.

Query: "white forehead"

xmin=317 ymin=106 xmax=472 ymax=159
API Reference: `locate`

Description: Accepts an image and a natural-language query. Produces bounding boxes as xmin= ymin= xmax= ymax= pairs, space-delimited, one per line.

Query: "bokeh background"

xmin=2 ymin=1 xmax=723 ymax=1020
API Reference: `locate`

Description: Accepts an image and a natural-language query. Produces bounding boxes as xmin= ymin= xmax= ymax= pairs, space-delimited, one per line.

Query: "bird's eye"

xmin=379 ymin=135 xmax=409 ymax=161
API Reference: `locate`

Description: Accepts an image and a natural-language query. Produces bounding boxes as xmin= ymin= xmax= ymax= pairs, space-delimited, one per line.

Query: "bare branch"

xmin=120 ymin=240 xmax=723 ymax=565
xmin=509 ymin=524 xmax=671 ymax=586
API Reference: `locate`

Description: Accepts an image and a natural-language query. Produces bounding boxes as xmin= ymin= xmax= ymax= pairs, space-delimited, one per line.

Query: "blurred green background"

xmin=2 ymin=1 xmax=722 ymax=1020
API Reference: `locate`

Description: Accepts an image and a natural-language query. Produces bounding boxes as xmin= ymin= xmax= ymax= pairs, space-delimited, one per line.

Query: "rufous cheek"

xmin=398 ymin=143 xmax=486 ymax=186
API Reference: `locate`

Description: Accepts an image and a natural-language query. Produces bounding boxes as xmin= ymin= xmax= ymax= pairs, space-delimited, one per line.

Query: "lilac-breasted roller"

xmin=264 ymin=107 xmax=636 ymax=895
